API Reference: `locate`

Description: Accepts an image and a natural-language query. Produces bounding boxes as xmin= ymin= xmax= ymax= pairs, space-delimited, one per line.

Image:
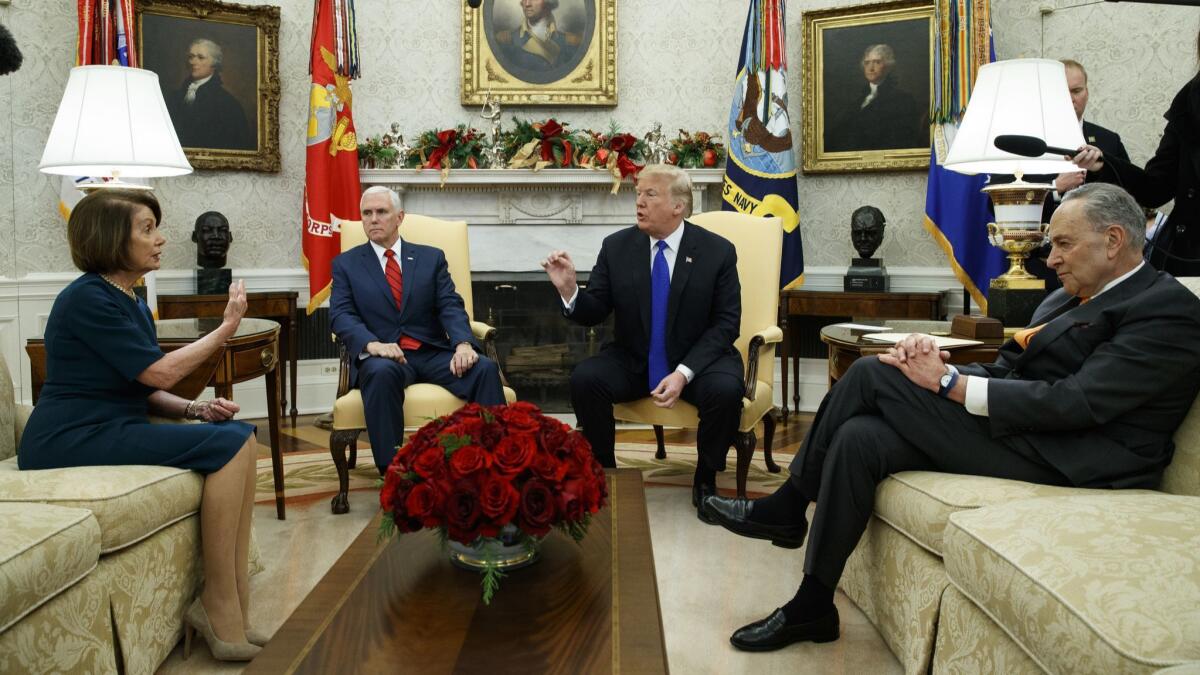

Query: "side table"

xmin=779 ymin=289 xmax=947 ymax=420
xmin=158 ymin=292 xmax=299 ymax=425
xmin=819 ymin=324 xmax=1002 ymax=385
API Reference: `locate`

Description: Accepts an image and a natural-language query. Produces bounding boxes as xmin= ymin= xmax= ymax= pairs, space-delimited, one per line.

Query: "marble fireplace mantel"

xmin=360 ymin=168 xmax=725 ymax=272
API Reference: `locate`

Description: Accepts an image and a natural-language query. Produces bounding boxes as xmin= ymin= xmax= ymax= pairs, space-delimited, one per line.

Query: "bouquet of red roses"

xmin=379 ymin=402 xmax=608 ymax=600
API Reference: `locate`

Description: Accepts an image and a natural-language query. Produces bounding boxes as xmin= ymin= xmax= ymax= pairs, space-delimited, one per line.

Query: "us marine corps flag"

xmin=303 ymin=0 xmax=362 ymax=314
xmin=722 ymin=0 xmax=804 ymax=289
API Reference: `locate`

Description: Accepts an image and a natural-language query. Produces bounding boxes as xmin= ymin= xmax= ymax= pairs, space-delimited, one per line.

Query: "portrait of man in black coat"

xmin=165 ymin=38 xmax=254 ymax=151
xmin=824 ymin=43 xmax=927 ymax=153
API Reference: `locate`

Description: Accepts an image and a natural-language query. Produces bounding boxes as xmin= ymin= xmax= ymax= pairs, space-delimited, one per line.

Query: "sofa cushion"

xmin=0 ymin=502 xmax=100 ymax=633
xmin=945 ymin=494 xmax=1200 ymax=674
xmin=0 ymin=458 xmax=202 ymax=554
xmin=875 ymin=471 xmax=1138 ymax=556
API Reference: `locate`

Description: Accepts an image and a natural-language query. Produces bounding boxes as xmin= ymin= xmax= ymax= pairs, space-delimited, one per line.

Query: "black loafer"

xmin=703 ymin=495 xmax=808 ymax=548
xmin=730 ymin=606 xmax=840 ymax=652
xmin=692 ymin=482 xmax=717 ymax=525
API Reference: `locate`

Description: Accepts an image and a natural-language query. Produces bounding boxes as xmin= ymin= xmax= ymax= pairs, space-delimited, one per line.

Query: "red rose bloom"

xmin=493 ymin=434 xmax=536 ymax=475
xmin=537 ymin=418 xmax=569 ymax=452
xmin=411 ymin=446 xmax=447 ymax=481
xmin=478 ymin=474 xmax=520 ymax=523
xmin=530 ymin=452 xmax=567 ymax=482
xmin=518 ymin=479 xmax=558 ymax=536
xmin=503 ymin=410 xmax=540 ymax=434
xmin=404 ymin=482 xmax=442 ymax=528
xmin=449 ymin=445 xmax=491 ymax=479
xmin=608 ymin=133 xmax=636 ymax=154
xmin=445 ymin=480 xmax=483 ymax=543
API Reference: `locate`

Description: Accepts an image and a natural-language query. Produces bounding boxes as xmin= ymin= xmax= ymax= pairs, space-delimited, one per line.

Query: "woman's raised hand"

xmin=223 ymin=279 xmax=248 ymax=330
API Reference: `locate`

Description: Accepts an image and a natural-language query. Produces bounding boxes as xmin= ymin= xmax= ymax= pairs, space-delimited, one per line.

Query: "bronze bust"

xmin=850 ymin=206 xmax=886 ymax=260
xmin=192 ymin=211 xmax=233 ymax=269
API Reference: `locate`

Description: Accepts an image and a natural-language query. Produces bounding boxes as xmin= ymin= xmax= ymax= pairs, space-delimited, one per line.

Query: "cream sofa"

xmin=840 ymin=278 xmax=1200 ymax=674
xmin=0 ymin=353 xmax=261 ymax=674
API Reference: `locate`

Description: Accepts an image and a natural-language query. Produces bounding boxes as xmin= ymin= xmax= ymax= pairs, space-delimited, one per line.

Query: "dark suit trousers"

xmin=358 ymin=346 xmax=506 ymax=474
xmin=790 ymin=357 xmax=1070 ymax=589
xmin=570 ymin=349 xmax=744 ymax=472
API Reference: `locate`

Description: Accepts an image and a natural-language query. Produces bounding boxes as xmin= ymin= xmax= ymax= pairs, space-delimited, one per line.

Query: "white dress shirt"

xmin=563 ymin=222 xmax=695 ymax=383
xmin=184 ymin=75 xmax=213 ymax=105
xmin=963 ymin=261 xmax=1145 ymax=416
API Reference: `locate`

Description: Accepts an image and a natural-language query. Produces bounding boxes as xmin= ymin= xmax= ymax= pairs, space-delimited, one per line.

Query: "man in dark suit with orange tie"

xmin=330 ymin=186 xmax=506 ymax=474
xmin=541 ymin=164 xmax=744 ymax=522
xmin=703 ymin=183 xmax=1200 ymax=651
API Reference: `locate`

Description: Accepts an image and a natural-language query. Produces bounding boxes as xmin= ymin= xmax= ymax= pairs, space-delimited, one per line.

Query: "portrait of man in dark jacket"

xmin=824 ymin=43 xmax=927 ymax=153
xmin=165 ymin=38 xmax=254 ymax=151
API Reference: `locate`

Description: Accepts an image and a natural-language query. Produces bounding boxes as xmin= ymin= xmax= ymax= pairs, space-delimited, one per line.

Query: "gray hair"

xmin=190 ymin=38 xmax=223 ymax=69
xmin=361 ymin=185 xmax=402 ymax=212
xmin=863 ymin=44 xmax=896 ymax=68
xmin=1060 ymin=183 xmax=1145 ymax=251
xmin=637 ymin=164 xmax=693 ymax=217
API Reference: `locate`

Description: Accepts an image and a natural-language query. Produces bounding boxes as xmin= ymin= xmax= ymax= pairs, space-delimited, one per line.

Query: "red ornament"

xmin=702 ymin=149 xmax=717 ymax=167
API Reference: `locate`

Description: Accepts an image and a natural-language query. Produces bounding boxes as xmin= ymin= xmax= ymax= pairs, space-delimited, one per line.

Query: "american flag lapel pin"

xmin=686 ymin=256 xmax=693 ymax=263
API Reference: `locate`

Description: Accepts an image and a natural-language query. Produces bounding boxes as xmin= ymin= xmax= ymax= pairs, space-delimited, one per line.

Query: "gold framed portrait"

xmin=801 ymin=0 xmax=934 ymax=174
xmin=136 ymin=0 xmax=281 ymax=172
xmin=462 ymin=0 xmax=616 ymax=106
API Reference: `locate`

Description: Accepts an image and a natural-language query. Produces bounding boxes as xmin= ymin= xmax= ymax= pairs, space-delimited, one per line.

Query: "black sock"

xmin=781 ymin=575 xmax=835 ymax=624
xmin=694 ymin=463 xmax=716 ymax=488
xmin=748 ymin=477 xmax=808 ymax=526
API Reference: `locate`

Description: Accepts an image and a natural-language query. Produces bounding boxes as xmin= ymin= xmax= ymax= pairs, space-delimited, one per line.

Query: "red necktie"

xmin=384 ymin=249 xmax=422 ymax=351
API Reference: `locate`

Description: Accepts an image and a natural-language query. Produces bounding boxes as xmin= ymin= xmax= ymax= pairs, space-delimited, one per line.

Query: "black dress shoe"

xmin=692 ymin=482 xmax=717 ymax=525
xmin=730 ymin=606 xmax=839 ymax=652
xmin=703 ymin=495 xmax=808 ymax=548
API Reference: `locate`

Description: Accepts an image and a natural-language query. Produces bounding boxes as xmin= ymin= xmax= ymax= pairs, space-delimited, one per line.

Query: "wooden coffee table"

xmin=245 ymin=469 xmax=668 ymax=674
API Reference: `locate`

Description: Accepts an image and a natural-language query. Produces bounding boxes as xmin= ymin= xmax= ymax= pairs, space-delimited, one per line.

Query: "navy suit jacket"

xmin=330 ymin=240 xmax=475 ymax=385
xmin=957 ymin=265 xmax=1200 ymax=488
xmin=566 ymin=221 xmax=743 ymax=378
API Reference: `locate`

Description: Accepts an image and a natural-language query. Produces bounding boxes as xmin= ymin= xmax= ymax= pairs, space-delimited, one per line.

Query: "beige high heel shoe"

xmin=182 ymin=598 xmax=261 ymax=662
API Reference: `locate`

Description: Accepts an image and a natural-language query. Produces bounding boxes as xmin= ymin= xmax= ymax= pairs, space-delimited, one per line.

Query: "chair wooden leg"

xmin=348 ymin=442 xmax=357 ymax=469
xmin=329 ymin=429 xmax=361 ymax=515
xmin=762 ymin=415 xmax=780 ymax=473
xmin=654 ymin=425 xmax=666 ymax=460
xmin=734 ymin=430 xmax=756 ymax=499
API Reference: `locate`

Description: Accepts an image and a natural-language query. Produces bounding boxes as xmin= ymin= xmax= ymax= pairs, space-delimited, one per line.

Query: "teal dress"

xmin=18 ymin=274 xmax=253 ymax=475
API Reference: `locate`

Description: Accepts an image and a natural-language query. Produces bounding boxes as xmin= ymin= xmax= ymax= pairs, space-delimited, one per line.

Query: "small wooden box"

xmin=951 ymin=314 xmax=1004 ymax=340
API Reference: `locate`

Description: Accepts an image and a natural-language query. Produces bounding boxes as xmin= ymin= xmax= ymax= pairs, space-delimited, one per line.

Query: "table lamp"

xmin=943 ymin=58 xmax=1084 ymax=325
xmin=39 ymin=65 xmax=192 ymax=189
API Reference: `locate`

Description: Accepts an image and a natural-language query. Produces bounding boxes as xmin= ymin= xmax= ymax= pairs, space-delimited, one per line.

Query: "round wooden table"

xmin=819 ymin=324 xmax=1003 ymax=386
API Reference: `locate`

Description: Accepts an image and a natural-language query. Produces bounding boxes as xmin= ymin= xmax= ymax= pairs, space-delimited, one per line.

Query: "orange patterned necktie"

xmin=383 ymin=249 xmax=422 ymax=351
xmin=1014 ymin=296 xmax=1089 ymax=349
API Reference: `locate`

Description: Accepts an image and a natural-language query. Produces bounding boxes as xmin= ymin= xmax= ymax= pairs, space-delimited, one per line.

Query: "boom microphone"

xmin=993 ymin=134 xmax=1081 ymax=158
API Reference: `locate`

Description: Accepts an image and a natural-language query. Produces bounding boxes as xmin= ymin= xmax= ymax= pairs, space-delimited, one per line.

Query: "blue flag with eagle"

xmin=922 ymin=0 xmax=1005 ymax=311
xmin=722 ymin=0 xmax=803 ymax=289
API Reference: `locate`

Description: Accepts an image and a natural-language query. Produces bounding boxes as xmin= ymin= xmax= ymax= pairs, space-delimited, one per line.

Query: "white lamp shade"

xmin=39 ymin=65 xmax=192 ymax=178
xmin=944 ymin=58 xmax=1085 ymax=176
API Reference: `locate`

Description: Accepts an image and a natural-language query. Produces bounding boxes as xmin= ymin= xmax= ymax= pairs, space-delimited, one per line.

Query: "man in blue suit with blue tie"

xmin=542 ymin=165 xmax=745 ymax=523
xmin=330 ymin=186 xmax=506 ymax=474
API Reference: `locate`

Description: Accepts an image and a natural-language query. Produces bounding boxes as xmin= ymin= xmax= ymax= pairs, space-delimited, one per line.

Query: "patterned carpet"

xmin=253 ymin=421 xmax=795 ymax=506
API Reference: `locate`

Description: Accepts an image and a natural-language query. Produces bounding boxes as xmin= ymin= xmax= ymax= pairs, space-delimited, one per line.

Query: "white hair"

xmin=637 ymin=164 xmax=693 ymax=217
xmin=189 ymin=38 xmax=223 ymax=69
xmin=361 ymin=185 xmax=402 ymax=211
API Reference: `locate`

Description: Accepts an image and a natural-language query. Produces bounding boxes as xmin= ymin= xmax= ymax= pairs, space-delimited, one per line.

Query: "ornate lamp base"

xmin=982 ymin=179 xmax=1052 ymax=326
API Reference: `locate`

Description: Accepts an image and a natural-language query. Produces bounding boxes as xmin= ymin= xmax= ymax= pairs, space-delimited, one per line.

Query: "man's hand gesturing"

xmin=541 ymin=250 xmax=578 ymax=302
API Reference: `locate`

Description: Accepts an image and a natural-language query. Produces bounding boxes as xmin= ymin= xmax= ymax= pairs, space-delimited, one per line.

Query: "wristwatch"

xmin=937 ymin=365 xmax=960 ymax=398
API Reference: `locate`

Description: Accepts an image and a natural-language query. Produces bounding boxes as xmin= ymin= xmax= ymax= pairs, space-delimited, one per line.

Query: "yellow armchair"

xmin=328 ymin=214 xmax=516 ymax=514
xmin=612 ymin=210 xmax=784 ymax=497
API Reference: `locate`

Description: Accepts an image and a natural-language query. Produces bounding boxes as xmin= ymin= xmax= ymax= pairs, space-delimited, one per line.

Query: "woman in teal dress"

xmin=18 ymin=189 xmax=261 ymax=662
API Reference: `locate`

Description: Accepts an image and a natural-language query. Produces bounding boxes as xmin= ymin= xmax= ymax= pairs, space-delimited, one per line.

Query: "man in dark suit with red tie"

xmin=703 ymin=183 xmax=1200 ymax=651
xmin=541 ymin=164 xmax=744 ymax=522
xmin=330 ymin=186 xmax=506 ymax=475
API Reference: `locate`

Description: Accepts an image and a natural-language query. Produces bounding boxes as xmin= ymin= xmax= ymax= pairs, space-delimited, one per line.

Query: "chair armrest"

xmin=14 ymin=403 xmax=32 ymax=449
xmin=334 ymin=337 xmax=353 ymax=397
xmin=743 ymin=325 xmax=783 ymax=401
xmin=470 ymin=321 xmax=497 ymax=342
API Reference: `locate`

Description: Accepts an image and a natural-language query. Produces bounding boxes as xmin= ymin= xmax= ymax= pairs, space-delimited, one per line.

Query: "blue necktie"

xmin=648 ymin=240 xmax=670 ymax=391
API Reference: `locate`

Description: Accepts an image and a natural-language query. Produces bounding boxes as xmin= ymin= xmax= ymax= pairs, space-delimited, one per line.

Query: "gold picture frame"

xmin=802 ymin=0 xmax=934 ymax=173
xmin=136 ymin=0 xmax=280 ymax=172
xmin=462 ymin=0 xmax=616 ymax=106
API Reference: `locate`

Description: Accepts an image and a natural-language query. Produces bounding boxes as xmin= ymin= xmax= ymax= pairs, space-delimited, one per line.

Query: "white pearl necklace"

xmin=99 ymin=274 xmax=136 ymax=301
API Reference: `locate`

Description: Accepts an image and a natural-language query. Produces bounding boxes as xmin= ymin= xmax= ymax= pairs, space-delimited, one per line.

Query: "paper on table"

xmin=860 ymin=332 xmax=984 ymax=348
xmin=831 ymin=323 xmax=893 ymax=332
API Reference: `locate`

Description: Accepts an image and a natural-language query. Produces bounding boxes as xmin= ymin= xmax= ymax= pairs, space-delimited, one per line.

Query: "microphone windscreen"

xmin=993 ymin=134 xmax=1047 ymax=158
xmin=0 ymin=24 xmax=22 ymax=76
xmin=467 ymin=0 xmax=483 ymax=7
